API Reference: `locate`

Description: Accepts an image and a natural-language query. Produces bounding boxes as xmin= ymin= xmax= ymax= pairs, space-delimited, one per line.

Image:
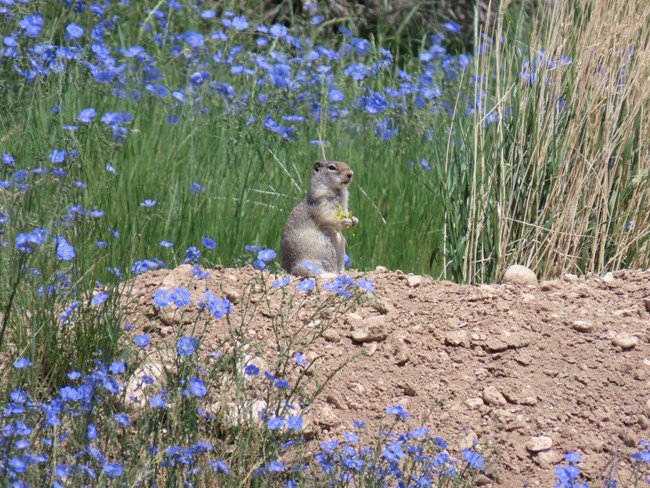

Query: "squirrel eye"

xmin=328 ymin=164 xmax=336 ymax=170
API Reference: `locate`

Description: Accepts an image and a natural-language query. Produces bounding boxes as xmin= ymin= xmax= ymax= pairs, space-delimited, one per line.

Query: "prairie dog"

xmin=281 ymin=161 xmax=359 ymax=276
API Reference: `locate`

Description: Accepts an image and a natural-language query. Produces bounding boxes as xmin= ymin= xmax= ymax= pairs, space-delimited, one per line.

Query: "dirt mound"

xmin=123 ymin=264 xmax=650 ymax=486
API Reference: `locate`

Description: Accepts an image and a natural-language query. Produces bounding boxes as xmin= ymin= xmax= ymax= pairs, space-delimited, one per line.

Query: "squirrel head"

xmin=312 ymin=160 xmax=354 ymax=189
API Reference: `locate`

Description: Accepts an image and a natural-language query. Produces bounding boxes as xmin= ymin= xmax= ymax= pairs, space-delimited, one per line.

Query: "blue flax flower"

xmin=356 ymin=278 xmax=375 ymax=293
xmin=151 ymin=396 xmax=168 ymax=409
xmin=153 ymin=289 xmax=172 ymax=307
xmin=56 ymin=237 xmax=76 ymax=260
xmin=190 ymin=182 xmax=206 ymax=193
xmin=286 ymin=416 xmax=303 ymax=430
xmin=202 ymin=237 xmax=216 ymax=249
xmin=77 ymin=108 xmax=97 ymax=124
xmin=91 ymin=291 xmax=109 ymax=306
xmin=13 ymin=358 xmax=31 ymax=369
xmin=208 ymin=460 xmax=229 ymax=474
xmin=177 ymin=337 xmax=197 ymax=356
xmin=462 ymin=449 xmax=485 ymax=469
xmin=189 ymin=377 xmax=207 ymax=397
xmin=267 ymin=417 xmax=284 ymax=430
xmin=134 ymin=335 xmax=150 ymax=348
xmin=555 ymin=465 xmax=584 ymax=488
xmin=103 ymin=463 xmax=124 ymax=478
xmin=19 ymin=14 xmax=44 ymax=38
xmin=170 ymin=288 xmax=191 ymax=307
xmin=201 ymin=291 xmax=231 ymax=318
xmin=297 ymin=279 xmax=315 ymax=292
xmin=272 ymin=277 xmax=291 ymax=288
xmin=268 ymin=460 xmax=284 ymax=472
xmin=294 ymin=352 xmax=308 ymax=366
xmin=231 ymin=15 xmax=248 ymax=31
xmin=443 ymin=21 xmax=462 ymax=33
xmin=114 ymin=413 xmax=130 ymax=426
xmin=66 ymin=22 xmax=84 ymax=39
xmin=191 ymin=264 xmax=210 ymax=279
xmin=386 ymin=405 xmax=410 ymax=420
xmin=257 ymin=249 xmax=276 ymax=262
xmin=244 ymin=364 xmax=260 ymax=376
xmin=184 ymin=246 xmax=200 ymax=263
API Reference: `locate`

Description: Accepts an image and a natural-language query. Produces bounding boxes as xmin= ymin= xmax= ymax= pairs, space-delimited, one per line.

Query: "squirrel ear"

xmin=313 ymin=161 xmax=322 ymax=172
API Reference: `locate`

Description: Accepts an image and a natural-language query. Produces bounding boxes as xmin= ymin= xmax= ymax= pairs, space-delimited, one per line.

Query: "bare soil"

xmin=124 ymin=264 xmax=650 ymax=486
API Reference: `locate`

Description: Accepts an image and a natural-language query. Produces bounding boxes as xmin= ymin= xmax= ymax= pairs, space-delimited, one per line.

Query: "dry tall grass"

xmin=466 ymin=0 xmax=649 ymax=281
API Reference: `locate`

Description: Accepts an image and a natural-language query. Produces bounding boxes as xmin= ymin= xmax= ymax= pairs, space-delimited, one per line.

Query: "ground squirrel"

xmin=281 ymin=161 xmax=359 ymax=276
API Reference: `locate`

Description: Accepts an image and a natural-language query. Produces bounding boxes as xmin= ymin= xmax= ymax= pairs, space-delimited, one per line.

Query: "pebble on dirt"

xmin=612 ymin=333 xmax=639 ymax=350
xmin=526 ymin=435 xmax=553 ymax=452
xmin=502 ymin=265 xmax=538 ymax=285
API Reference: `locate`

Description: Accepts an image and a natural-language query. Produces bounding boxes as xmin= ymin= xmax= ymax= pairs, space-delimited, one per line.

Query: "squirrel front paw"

xmin=341 ymin=216 xmax=359 ymax=228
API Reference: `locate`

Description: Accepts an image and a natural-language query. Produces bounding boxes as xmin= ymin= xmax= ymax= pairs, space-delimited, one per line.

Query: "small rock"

xmin=400 ymin=383 xmax=417 ymax=396
xmin=634 ymin=369 xmax=648 ymax=381
xmin=612 ymin=333 xmax=639 ymax=350
xmin=503 ymin=332 xmax=530 ymax=349
xmin=322 ymin=328 xmax=341 ymax=342
xmin=375 ymin=265 xmax=388 ymax=273
xmin=314 ymin=405 xmax=339 ymax=427
xmin=483 ymin=337 xmax=509 ymax=353
xmin=348 ymin=315 xmax=388 ymax=344
xmin=483 ymin=462 xmax=499 ymax=480
xmin=394 ymin=346 xmax=409 ymax=366
xmin=325 ymin=393 xmax=347 ymax=410
xmin=563 ymin=273 xmax=578 ymax=282
xmin=474 ymin=474 xmax=492 ymax=486
xmin=603 ymin=272 xmax=615 ymax=282
xmin=502 ymin=387 xmax=538 ymax=406
xmin=371 ymin=300 xmax=391 ymax=315
xmin=407 ymin=275 xmax=423 ymax=288
xmin=638 ymin=415 xmax=650 ymax=430
xmin=502 ymin=265 xmax=538 ymax=286
xmin=526 ymin=436 xmax=553 ymax=452
xmin=458 ymin=429 xmax=479 ymax=450
xmin=587 ymin=438 xmax=604 ymax=452
xmin=364 ymin=343 xmax=378 ymax=356
xmin=521 ymin=396 xmax=539 ymax=406
xmin=445 ymin=330 xmax=470 ymax=348
xmin=533 ymin=449 xmax=564 ymax=468
xmin=618 ymin=429 xmax=638 ymax=448
xmin=347 ymin=312 xmax=363 ymax=323
xmin=573 ymin=320 xmax=594 ymax=333
xmin=502 ymin=414 xmax=527 ymax=432
xmin=644 ymin=298 xmax=650 ymax=313
xmin=483 ymin=386 xmax=507 ymax=406
xmin=351 ymin=324 xmax=388 ymax=343
xmin=223 ymin=288 xmax=241 ymax=304
xmin=464 ymin=397 xmax=485 ymax=410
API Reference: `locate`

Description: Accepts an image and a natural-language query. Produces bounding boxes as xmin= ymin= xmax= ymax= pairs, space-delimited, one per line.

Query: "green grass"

xmin=2 ymin=2 xmax=647 ymax=285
